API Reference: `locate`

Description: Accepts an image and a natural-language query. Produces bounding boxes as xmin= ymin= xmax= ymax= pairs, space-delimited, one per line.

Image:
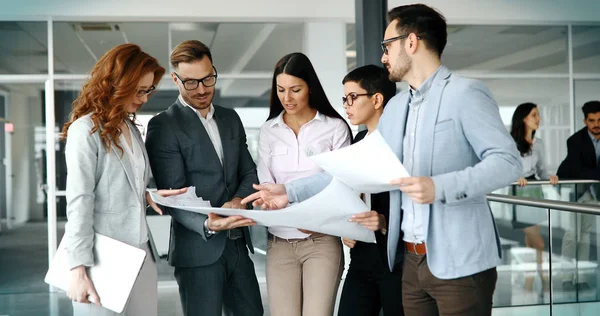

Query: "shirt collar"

xmin=179 ymin=95 xmax=214 ymax=120
xmin=589 ymin=130 xmax=600 ymax=144
xmin=409 ymin=65 xmax=443 ymax=100
xmin=269 ymin=110 xmax=323 ymax=128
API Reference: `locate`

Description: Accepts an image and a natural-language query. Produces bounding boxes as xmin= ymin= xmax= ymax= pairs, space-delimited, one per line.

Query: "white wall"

xmin=3 ymin=0 xmax=600 ymax=23
xmin=7 ymin=86 xmax=42 ymax=225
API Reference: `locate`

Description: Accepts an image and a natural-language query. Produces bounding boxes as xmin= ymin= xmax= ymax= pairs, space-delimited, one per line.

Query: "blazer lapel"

xmin=175 ymin=100 xmax=224 ymax=170
xmin=418 ymin=66 xmax=451 ymax=178
xmin=382 ymin=93 xmax=410 ymax=160
xmin=112 ymin=136 xmax=138 ymax=198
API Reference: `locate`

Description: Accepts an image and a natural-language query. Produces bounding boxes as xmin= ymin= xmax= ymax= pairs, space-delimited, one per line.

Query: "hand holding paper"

xmin=309 ymin=130 xmax=409 ymax=193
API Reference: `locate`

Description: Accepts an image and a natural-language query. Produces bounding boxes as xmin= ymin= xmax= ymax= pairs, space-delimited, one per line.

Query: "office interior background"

xmin=1 ymin=0 xmax=600 ymax=315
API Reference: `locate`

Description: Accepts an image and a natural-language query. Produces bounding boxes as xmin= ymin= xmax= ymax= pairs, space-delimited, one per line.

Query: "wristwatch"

xmin=204 ymin=219 xmax=217 ymax=236
xmin=380 ymin=227 xmax=387 ymax=235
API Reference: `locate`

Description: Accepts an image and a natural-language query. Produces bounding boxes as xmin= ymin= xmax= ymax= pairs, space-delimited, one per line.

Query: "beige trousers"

xmin=266 ymin=234 xmax=344 ymax=316
xmin=72 ymin=242 xmax=157 ymax=316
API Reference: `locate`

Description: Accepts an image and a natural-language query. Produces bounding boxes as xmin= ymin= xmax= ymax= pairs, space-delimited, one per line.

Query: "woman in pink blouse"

xmin=257 ymin=52 xmax=352 ymax=316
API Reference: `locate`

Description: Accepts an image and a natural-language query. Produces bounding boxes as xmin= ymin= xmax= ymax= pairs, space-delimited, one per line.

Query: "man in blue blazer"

xmin=243 ymin=4 xmax=521 ymax=316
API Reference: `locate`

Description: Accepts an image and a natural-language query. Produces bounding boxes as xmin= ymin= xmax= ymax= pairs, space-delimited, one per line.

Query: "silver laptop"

xmin=45 ymin=233 xmax=147 ymax=313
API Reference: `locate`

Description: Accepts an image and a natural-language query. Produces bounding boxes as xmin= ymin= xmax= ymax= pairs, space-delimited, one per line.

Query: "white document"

xmin=149 ymin=180 xmax=376 ymax=243
xmin=45 ymin=233 xmax=147 ymax=313
xmin=310 ymin=130 xmax=409 ymax=193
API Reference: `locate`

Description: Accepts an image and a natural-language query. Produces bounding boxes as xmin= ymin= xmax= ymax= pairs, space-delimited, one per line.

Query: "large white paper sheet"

xmin=149 ymin=179 xmax=375 ymax=243
xmin=310 ymin=130 xmax=409 ymax=193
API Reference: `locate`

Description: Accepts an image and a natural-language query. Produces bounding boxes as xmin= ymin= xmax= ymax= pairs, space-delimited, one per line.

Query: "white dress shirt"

xmin=179 ymin=95 xmax=224 ymax=165
xmin=257 ymin=111 xmax=351 ymax=239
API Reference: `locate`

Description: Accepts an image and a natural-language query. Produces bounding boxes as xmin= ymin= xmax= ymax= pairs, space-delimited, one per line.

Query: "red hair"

xmin=62 ymin=44 xmax=165 ymax=153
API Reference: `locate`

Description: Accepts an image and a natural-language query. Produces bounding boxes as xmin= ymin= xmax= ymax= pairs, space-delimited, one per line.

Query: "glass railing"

xmin=487 ymin=185 xmax=600 ymax=315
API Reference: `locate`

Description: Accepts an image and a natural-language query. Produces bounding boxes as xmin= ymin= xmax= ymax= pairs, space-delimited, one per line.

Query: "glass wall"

xmin=1 ymin=15 xmax=600 ymax=316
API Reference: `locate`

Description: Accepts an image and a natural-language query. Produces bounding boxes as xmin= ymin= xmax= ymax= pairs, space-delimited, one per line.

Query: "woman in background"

xmin=510 ymin=102 xmax=558 ymax=294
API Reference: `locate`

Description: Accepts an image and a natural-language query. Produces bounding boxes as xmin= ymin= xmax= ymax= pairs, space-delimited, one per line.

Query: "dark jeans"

xmin=338 ymin=261 xmax=404 ymax=316
xmin=402 ymin=252 xmax=497 ymax=316
xmin=174 ymin=238 xmax=263 ymax=316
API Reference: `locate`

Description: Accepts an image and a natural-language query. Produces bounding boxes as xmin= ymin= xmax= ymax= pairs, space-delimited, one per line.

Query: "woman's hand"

xmin=67 ymin=266 xmax=101 ymax=306
xmin=549 ymin=175 xmax=559 ymax=186
xmin=145 ymin=188 xmax=188 ymax=215
xmin=517 ymin=177 xmax=528 ymax=187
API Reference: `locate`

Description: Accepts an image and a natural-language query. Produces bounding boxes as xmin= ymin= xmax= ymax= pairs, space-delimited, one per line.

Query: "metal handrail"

xmin=509 ymin=179 xmax=600 ymax=185
xmin=486 ymin=193 xmax=600 ymax=216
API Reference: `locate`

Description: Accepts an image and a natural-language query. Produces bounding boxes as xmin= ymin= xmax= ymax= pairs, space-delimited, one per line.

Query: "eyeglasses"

xmin=342 ymin=93 xmax=373 ymax=106
xmin=173 ymin=66 xmax=218 ymax=90
xmin=381 ymin=34 xmax=421 ymax=55
xmin=136 ymin=85 xmax=156 ymax=98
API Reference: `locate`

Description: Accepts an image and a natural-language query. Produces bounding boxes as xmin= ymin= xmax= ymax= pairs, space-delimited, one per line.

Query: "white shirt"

xmin=520 ymin=138 xmax=551 ymax=180
xmin=119 ymin=124 xmax=148 ymax=244
xmin=257 ymin=111 xmax=351 ymax=239
xmin=179 ymin=95 xmax=224 ymax=165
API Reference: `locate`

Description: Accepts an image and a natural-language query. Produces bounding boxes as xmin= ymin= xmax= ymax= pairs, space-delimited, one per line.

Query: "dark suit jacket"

xmin=557 ymin=127 xmax=600 ymax=180
xmin=145 ymin=100 xmax=258 ymax=268
xmin=349 ymin=130 xmax=402 ymax=272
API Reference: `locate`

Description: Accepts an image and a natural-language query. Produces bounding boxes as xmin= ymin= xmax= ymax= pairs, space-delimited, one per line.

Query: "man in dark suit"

xmin=145 ymin=40 xmax=263 ymax=316
xmin=557 ymin=100 xmax=600 ymax=181
xmin=556 ymin=101 xmax=600 ymax=279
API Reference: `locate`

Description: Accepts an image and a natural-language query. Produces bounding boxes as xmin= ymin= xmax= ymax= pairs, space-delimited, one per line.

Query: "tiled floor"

xmin=2 ymin=221 xmax=600 ymax=315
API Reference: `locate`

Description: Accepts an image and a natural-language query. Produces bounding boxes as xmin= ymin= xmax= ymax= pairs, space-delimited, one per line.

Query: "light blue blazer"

xmin=286 ymin=66 xmax=522 ymax=279
xmin=378 ymin=66 xmax=521 ymax=279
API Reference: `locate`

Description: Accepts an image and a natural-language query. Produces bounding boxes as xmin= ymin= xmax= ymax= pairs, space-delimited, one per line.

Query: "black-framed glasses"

xmin=173 ymin=66 xmax=218 ymax=90
xmin=136 ymin=85 xmax=156 ymax=98
xmin=381 ymin=34 xmax=421 ymax=55
xmin=342 ymin=93 xmax=373 ymax=106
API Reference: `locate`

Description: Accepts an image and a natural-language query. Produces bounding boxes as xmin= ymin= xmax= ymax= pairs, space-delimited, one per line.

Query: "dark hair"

xmin=387 ymin=4 xmax=447 ymax=58
xmin=342 ymin=65 xmax=397 ymax=109
xmin=170 ymin=40 xmax=213 ymax=69
xmin=268 ymin=52 xmax=351 ymax=133
xmin=583 ymin=100 xmax=600 ymax=119
xmin=510 ymin=102 xmax=538 ymax=156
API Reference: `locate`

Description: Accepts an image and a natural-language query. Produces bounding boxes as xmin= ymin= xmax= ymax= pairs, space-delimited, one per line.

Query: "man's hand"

xmin=342 ymin=238 xmax=357 ymax=248
xmin=549 ymin=175 xmax=559 ymax=186
xmin=146 ymin=188 xmax=188 ymax=215
xmin=349 ymin=211 xmax=386 ymax=231
xmin=222 ymin=197 xmax=244 ymax=209
xmin=391 ymin=176 xmax=436 ymax=204
xmin=207 ymin=213 xmax=256 ymax=232
xmin=240 ymin=183 xmax=289 ymax=210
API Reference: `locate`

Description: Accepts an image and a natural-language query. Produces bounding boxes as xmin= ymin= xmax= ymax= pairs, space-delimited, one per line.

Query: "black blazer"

xmin=349 ymin=130 xmax=403 ymax=272
xmin=557 ymin=127 xmax=600 ymax=180
xmin=145 ymin=100 xmax=258 ymax=268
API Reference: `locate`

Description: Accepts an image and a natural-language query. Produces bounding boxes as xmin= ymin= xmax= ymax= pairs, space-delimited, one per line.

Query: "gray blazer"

xmin=63 ymin=113 xmax=155 ymax=270
xmin=145 ymin=100 xmax=257 ymax=268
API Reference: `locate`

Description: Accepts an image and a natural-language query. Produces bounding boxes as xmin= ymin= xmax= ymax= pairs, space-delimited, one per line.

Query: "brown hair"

xmin=61 ymin=43 xmax=165 ymax=153
xmin=170 ymin=40 xmax=213 ymax=69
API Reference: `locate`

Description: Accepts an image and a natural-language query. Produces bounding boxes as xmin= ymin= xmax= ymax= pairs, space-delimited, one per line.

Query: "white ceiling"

xmin=0 ymin=22 xmax=599 ymax=105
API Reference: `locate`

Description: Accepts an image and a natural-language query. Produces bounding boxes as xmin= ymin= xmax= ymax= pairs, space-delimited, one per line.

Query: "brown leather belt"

xmin=405 ymin=241 xmax=427 ymax=255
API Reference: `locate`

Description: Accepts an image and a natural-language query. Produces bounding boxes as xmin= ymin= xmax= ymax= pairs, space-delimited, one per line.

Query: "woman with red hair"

xmin=61 ymin=43 xmax=185 ymax=315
